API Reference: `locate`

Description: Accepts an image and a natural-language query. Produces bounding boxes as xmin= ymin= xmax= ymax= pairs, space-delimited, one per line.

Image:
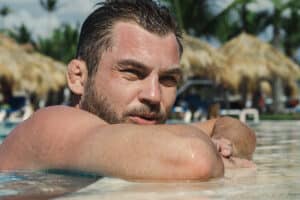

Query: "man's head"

xmin=67 ymin=0 xmax=182 ymax=124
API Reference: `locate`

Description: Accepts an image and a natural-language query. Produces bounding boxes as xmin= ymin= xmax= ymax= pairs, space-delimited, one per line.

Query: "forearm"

xmin=0 ymin=106 xmax=224 ymax=181
xmin=68 ymin=124 xmax=224 ymax=181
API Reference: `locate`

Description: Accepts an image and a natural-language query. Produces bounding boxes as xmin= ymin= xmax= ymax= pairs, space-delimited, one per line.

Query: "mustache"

xmin=123 ymin=106 xmax=166 ymax=122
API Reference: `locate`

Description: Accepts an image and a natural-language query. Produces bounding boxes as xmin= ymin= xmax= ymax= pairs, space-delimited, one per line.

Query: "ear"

xmin=67 ymin=59 xmax=88 ymax=95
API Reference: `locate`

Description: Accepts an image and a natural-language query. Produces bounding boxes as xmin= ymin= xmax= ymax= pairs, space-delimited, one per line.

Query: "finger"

xmin=221 ymin=147 xmax=232 ymax=158
xmin=211 ymin=139 xmax=221 ymax=151
xmin=219 ymin=143 xmax=233 ymax=157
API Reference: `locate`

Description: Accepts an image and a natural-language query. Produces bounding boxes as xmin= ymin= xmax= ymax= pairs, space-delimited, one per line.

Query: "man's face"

xmin=80 ymin=22 xmax=181 ymax=124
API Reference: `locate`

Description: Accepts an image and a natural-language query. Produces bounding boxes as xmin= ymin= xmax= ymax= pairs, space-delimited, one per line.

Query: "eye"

xmin=120 ymin=68 xmax=145 ymax=80
xmin=159 ymin=76 xmax=179 ymax=87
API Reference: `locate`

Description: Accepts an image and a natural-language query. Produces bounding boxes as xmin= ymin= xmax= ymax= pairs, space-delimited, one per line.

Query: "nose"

xmin=138 ymin=75 xmax=161 ymax=106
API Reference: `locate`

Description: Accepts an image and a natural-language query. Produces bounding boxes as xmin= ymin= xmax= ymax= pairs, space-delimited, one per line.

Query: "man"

xmin=0 ymin=0 xmax=256 ymax=181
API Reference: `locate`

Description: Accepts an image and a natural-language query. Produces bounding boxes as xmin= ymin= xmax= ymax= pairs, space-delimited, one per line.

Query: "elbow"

xmin=189 ymin=141 xmax=224 ymax=180
xmin=175 ymin=138 xmax=224 ymax=181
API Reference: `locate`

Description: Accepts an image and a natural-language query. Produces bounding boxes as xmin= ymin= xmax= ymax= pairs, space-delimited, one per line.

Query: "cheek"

xmin=93 ymin=67 xmax=139 ymax=113
xmin=101 ymin=77 xmax=138 ymax=106
xmin=162 ymin=87 xmax=177 ymax=109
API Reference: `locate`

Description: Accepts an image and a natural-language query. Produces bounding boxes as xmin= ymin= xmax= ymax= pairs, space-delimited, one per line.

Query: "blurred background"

xmin=1 ymin=0 xmax=300 ymax=123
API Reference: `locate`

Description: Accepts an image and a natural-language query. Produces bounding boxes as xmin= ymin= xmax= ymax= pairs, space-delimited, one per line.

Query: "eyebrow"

xmin=117 ymin=59 xmax=150 ymax=72
xmin=117 ymin=59 xmax=182 ymax=77
xmin=160 ymin=68 xmax=183 ymax=79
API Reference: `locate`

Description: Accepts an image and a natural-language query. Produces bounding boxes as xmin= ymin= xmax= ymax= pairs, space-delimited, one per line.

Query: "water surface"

xmin=56 ymin=121 xmax=300 ymax=200
xmin=0 ymin=121 xmax=299 ymax=199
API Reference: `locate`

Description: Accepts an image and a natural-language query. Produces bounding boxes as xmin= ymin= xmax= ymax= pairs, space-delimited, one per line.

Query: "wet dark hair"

xmin=76 ymin=0 xmax=182 ymax=78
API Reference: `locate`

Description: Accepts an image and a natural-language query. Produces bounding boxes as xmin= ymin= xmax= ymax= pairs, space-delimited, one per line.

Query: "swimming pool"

xmin=0 ymin=122 xmax=16 ymax=144
xmin=0 ymin=121 xmax=300 ymax=199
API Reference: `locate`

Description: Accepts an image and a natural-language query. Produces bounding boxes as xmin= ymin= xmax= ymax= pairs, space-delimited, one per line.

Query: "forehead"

xmin=109 ymin=21 xmax=180 ymax=70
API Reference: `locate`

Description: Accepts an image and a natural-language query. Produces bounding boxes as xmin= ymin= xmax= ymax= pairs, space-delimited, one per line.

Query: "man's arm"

xmin=0 ymin=106 xmax=224 ymax=181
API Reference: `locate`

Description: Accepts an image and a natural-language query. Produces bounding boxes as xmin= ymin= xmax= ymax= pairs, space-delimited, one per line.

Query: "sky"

xmin=0 ymin=0 xmax=276 ymax=41
xmin=0 ymin=0 xmax=99 ymax=39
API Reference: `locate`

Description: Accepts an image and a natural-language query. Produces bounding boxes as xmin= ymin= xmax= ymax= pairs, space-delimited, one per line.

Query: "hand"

xmin=212 ymin=137 xmax=233 ymax=158
xmin=212 ymin=117 xmax=256 ymax=159
xmin=222 ymin=156 xmax=256 ymax=169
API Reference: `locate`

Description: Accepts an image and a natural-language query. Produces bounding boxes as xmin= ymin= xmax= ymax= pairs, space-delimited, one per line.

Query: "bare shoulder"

xmin=0 ymin=106 xmax=107 ymax=170
xmin=14 ymin=105 xmax=108 ymax=141
xmin=9 ymin=105 xmax=106 ymax=138
xmin=31 ymin=105 xmax=106 ymax=125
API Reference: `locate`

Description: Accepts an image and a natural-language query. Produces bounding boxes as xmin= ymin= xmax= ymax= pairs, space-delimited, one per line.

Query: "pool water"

xmin=0 ymin=122 xmax=16 ymax=144
xmin=0 ymin=121 xmax=300 ymax=199
xmin=0 ymin=171 xmax=98 ymax=199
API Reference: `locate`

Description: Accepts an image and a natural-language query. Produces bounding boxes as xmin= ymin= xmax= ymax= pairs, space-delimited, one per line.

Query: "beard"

xmin=80 ymin=78 xmax=168 ymax=124
xmin=80 ymin=78 xmax=121 ymax=124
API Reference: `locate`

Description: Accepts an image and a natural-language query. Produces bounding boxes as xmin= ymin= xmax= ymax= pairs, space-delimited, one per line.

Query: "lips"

xmin=129 ymin=115 xmax=160 ymax=125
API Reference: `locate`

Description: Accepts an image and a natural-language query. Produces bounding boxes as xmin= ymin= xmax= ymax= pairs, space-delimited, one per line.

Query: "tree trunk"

xmin=272 ymin=76 xmax=284 ymax=113
xmin=271 ymin=25 xmax=285 ymax=113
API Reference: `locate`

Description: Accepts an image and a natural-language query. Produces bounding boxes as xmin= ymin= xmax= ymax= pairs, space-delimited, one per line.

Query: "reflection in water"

xmin=0 ymin=171 xmax=98 ymax=200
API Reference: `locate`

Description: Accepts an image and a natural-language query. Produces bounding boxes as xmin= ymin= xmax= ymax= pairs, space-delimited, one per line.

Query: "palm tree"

xmin=8 ymin=23 xmax=33 ymax=44
xmin=0 ymin=5 xmax=12 ymax=30
xmin=39 ymin=0 xmax=61 ymax=35
xmin=39 ymin=0 xmax=59 ymax=13
xmin=208 ymin=0 xmax=300 ymax=113
xmin=37 ymin=24 xmax=79 ymax=63
xmin=162 ymin=0 xmax=237 ymax=37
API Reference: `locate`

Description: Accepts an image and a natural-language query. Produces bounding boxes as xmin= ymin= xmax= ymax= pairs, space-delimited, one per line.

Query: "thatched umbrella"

xmin=220 ymin=33 xmax=300 ymax=79
xmin=181 ymin=34 xmax=245 ymax=91
xmin=0 ymin=34 xmax=67 ymax=99
xmin=180 ymin=34 xmax=238 ymax=85
xmin=219 ymin=32 xmax=300 ymax=111
xmin=219 ymin=33 xmax=300 ymax=90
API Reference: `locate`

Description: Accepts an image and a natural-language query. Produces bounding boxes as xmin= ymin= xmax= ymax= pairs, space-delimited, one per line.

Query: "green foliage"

xmin=8 ymin=24 xmax=34 ymax=44
xmin=260 ymin=113 xmax=300 ymax=120
xmin=274 ymin=0 xmax=300 ymax=56
xmin=0 ymin=5 xmax=12 ymax=30
xmin=5 ymin=22 xmax=78 ymax=65
xmin=163 ymin=0 xmax=212 ymax=33
xmin=4 ymin=0 xmax=300 ymax=67
xmin=201 ymin=0 xmax=262 ymax=42
xmin=164 ymin=0 xmax=300 ymax=59
xmin=235 ymin=0 xmax=300 ymax=56
xmin=37 ymin=24 xmax=79 ymax=63
xmin=162 ymin=0 xmax=237 ymax=37
xmin=0 ymin=5 xmax=12 ymax=17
